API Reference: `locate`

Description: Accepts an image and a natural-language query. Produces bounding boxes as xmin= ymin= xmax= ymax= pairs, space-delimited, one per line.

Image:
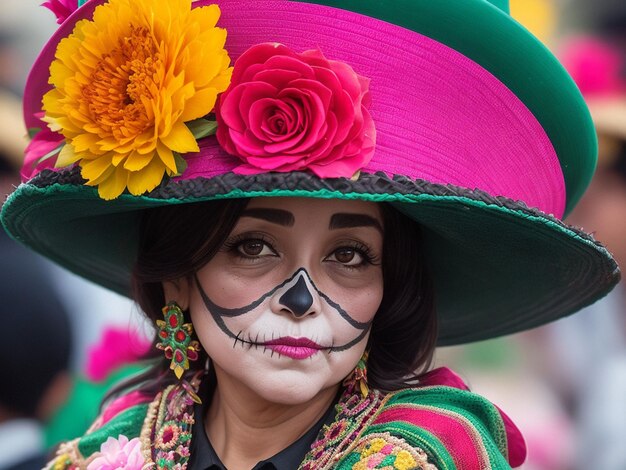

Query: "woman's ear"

xmin=162 ymin=278 xmax=191 ymax=311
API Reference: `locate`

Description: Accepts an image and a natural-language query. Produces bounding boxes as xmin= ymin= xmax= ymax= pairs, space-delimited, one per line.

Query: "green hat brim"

xmin=2 ymin=170 xmax=618 ymax=345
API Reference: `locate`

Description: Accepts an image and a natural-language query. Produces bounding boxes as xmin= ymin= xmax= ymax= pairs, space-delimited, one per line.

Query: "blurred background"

xmin=0 ymin=1 xmax=625 ymax=469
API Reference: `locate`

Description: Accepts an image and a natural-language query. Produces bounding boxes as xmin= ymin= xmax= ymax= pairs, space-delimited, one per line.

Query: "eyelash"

xmin=223 ymin=233 xmax=277 ymax=260
xmin=222 ymin=234 xmax=380 ymax=268
xmin=329 ymin=241 xmax=380 ymax=269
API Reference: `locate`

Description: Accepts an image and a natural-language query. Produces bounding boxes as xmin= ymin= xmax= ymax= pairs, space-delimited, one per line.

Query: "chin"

xmin=245 ymin=373 xmax=339 ymax=405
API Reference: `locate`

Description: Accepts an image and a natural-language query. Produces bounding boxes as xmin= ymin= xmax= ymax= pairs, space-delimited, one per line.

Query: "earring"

xmin=344 ymin=351 xmax=369 ymax=398
xmin=156 ymin=301 xmax=201 ymax=379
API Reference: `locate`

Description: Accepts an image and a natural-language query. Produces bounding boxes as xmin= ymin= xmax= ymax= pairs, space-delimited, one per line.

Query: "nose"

xmin=275 ymin=271 xmax=320 ymax=318
xmin=279 ymin=275 xmax=313 ymax=317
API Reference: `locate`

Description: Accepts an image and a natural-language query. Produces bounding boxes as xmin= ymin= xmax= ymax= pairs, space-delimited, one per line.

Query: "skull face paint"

xmin=194 ymin=267 xmax=372 ymax=357
xmin=185 ymin=197 xmax=384 ymax=405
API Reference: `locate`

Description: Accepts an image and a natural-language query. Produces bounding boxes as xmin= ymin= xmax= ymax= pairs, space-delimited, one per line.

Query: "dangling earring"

xmin=344 ymin=351 xmax=369 ymax=398
xmin=156 ymin=301 xmax=201 ymax=379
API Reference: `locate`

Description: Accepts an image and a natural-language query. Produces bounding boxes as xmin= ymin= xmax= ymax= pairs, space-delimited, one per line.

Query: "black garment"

xmin=188 ymin=375 xmax=337 ymax=470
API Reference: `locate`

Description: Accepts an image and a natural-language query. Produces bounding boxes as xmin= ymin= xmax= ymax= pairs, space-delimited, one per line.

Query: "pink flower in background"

xmin=559 ymin=36 xmax=626 ymax=97
xmin=216 ymin=43 xmax=376 ymax=178
xmin=87 ymin=436 xmax=144 ymax=470
xmin=42 ymin=0 xmax=79 ymax=24
xmin=86 ymin=327 xmax=151 ymax=382
xmin=21 ymin=127 xmax=64 ymax=181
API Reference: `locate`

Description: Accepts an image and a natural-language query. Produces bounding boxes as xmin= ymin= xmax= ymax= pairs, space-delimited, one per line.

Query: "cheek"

xmin=197 ymin=263 xmax=275 ymax=309
xmin=323 ymin=274 xmax=384 ymax=324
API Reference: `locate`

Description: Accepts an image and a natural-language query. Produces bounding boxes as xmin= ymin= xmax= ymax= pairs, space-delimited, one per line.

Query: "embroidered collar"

xmin=141 ymin=373 xmax=386 ymax=470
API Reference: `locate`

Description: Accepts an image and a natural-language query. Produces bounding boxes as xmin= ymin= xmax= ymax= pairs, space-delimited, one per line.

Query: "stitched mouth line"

xmin=230 ymin=329 xmax=370 ymax=353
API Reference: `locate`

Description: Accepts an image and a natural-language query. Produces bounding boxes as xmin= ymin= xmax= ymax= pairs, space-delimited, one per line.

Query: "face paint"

xmin=194 ymin=268 xmax=372 ymax=358
xmin=183 ymin=197 xmax=384 ymax=405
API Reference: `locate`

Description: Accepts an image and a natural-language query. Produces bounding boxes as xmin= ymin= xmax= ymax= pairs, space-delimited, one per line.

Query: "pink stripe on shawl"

xmin=375 ymin=406 xmax=487 ymax=469
xmin=417 ymin=367 xmax=527 ymax=467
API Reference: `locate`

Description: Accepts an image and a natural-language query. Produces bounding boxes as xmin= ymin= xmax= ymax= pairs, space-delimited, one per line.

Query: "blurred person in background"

xmin=0 ymin=230 xmax=73 ymax=470
xmin=0 ymin=1 xmax=144 ymax=373
xmin=0 ymin=9 xmax=149 ymax=451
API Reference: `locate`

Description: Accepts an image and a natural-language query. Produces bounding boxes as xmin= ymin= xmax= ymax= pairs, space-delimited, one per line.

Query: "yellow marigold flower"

xmin=43 ymin=0 xmax=232 ymax=199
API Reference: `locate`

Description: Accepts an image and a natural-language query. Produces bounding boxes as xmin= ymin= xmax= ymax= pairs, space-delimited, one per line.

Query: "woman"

xmin=1 ymin=0 xmax=619 ymax=468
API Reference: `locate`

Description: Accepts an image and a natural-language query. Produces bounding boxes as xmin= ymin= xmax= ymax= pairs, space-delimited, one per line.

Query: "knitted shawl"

xmin=46 ymin=368 xmax=525 ymax=469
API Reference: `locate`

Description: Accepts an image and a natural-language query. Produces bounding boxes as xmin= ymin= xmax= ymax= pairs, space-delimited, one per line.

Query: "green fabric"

xmin=303 ymin=0 xmax=596 ymax=214
xmin=77 ymin=403 xmax=148 ymax=457
xmin=45 ymin=364 xmax=148 ymax=448
xmin=386 ymin=388 xmax=509 ymax=444
xmin=486 ymin=0 xmax=510 ymax=14
xmin=371 ymin=387 xmax=512 ymax=468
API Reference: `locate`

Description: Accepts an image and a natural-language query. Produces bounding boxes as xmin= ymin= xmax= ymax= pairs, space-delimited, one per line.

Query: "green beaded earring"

xmin=156 ymin=301 xmax=201 ymax=379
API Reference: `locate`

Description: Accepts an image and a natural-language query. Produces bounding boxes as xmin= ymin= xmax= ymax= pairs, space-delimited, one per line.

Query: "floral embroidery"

xmin=348 ymin=433 xmax=437 ymax=470
xmin=45 ymin=440 xmax=82 ymax=470
xmin=141 ymin=372 xmax=202 ymax=470
xmin=86 ymin=436 xmax=145 ymax=470
xmin=298 ymin=387 xmax=386 ymax=469
xmin=216 ymin=42 xmax=376 ymax=179
xmin=42 ymin=0 xmax=232 ymax=199
xmin=49 ymin=453 xmax=76 ymax=470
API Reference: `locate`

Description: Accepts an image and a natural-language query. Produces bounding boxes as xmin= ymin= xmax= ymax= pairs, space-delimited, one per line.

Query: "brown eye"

xmin=328 ymin=248 xmax=364 ymax=266
xmin=236 ymin=239 xmax=275 ymax=257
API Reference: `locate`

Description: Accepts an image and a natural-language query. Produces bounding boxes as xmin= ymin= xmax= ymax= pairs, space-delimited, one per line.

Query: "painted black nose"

xmin=279 ymin=275 xmax=314 ymax=317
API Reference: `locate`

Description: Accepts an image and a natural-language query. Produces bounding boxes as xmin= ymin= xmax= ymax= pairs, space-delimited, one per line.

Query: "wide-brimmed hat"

xmin=1 ymin=0 xmax=619 ymax=345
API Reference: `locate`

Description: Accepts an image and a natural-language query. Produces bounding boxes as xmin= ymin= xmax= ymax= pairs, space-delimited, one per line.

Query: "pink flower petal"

xmin=21 ymin=128 xmax=65 ymax=181
xmin=42 ymin=0 xmax=78 ymax=25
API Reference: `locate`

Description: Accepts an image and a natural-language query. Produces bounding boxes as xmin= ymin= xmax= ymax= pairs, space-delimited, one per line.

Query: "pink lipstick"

xmin=263 ymin=337 xmax=322 ymax=359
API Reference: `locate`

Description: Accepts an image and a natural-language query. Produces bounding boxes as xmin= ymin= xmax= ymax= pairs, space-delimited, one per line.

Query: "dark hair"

xmin=129 ymin=198 xmax=437 ymax=394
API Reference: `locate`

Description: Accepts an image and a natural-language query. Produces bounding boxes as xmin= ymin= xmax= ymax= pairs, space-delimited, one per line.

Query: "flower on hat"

xmin=21 ymin=126 xmax=64 ymax=181
xmin=43 ymin=0 xmax=233 ymax=199
xmin=216 ymin=43 xmax=376 ymax=178
xmin=42 ymin=0 xmax=79 ymax=25
xmin=86 ymin=435 xmax=144 ymax=470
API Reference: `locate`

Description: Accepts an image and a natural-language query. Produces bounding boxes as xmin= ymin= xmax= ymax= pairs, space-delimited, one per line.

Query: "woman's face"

xmin=180 ymin=197 xmax=384 ymax=404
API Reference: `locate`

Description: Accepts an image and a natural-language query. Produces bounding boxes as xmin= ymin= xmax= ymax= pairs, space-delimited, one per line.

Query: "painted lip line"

xmin=263 ymin=337 xmax=324 ymax=359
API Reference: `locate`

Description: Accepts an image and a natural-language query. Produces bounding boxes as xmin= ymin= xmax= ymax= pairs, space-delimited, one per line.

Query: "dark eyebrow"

xmin=241 ymin=208 xmax=295 ymax=226
xmin=329 ymin=213 xmax=383 ymax=234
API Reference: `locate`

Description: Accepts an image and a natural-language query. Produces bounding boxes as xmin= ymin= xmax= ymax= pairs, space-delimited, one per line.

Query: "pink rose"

xmin=42 ymin=0 xmax=79 ymax=24
xmin=87 ymin=436 xmax=144 ymax=470
xmin=21 ymin=127 xmax=64 ymax=182
xmin=216 ymin=43 xmax=375 ymax=178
